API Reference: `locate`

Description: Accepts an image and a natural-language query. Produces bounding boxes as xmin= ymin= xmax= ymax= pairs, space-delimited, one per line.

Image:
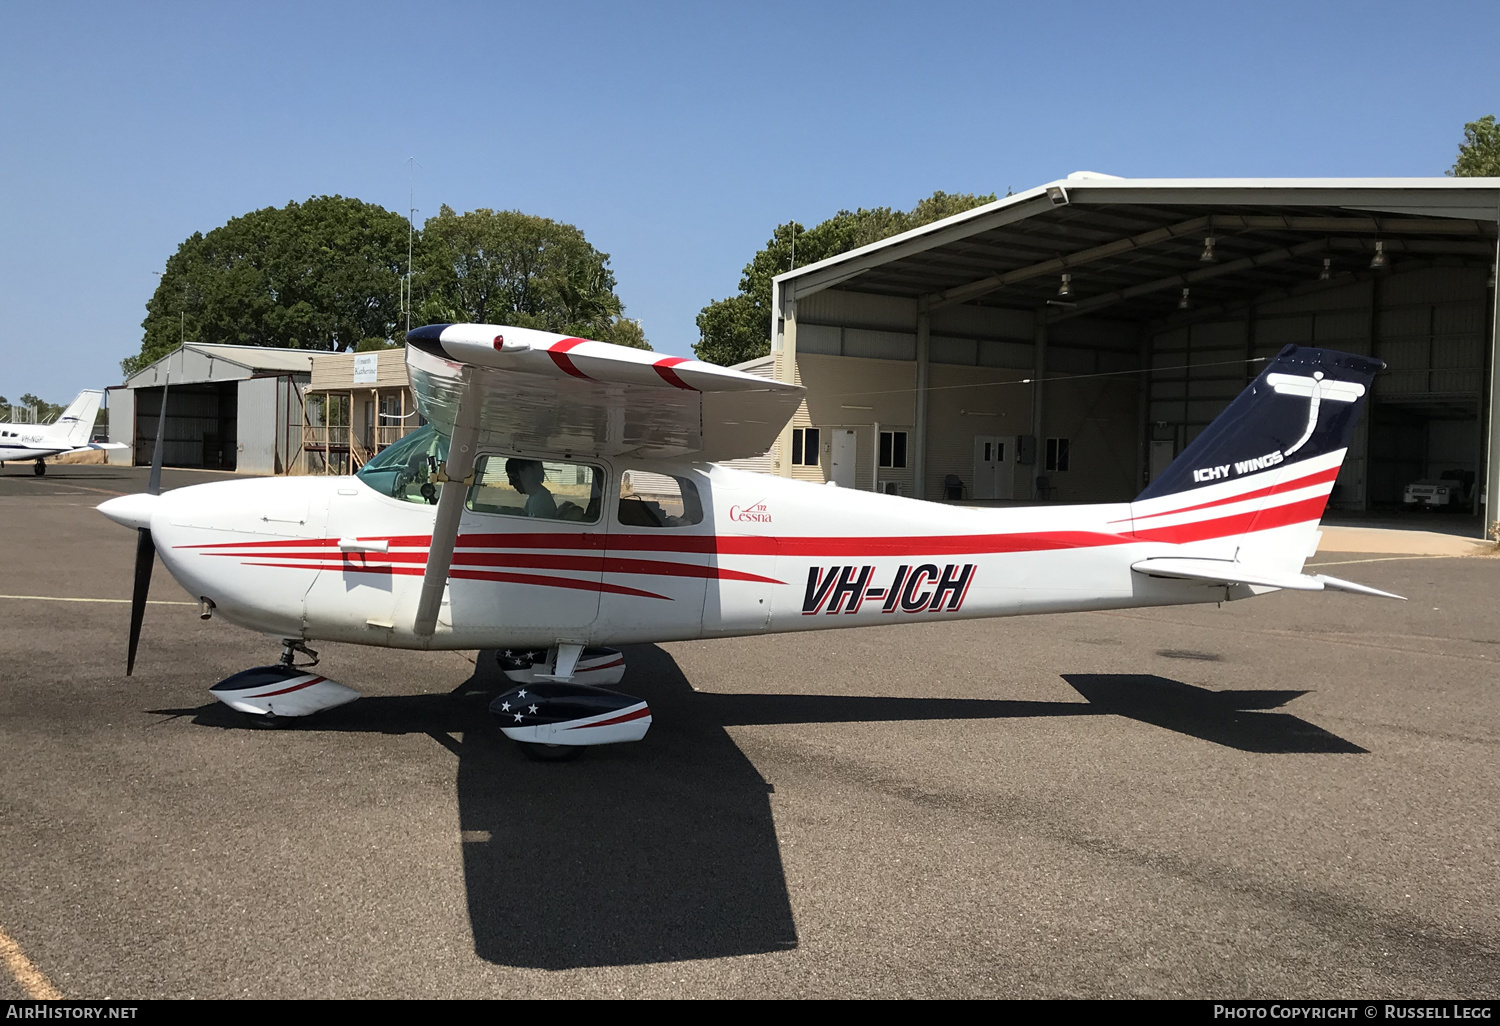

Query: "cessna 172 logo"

xmin=1191 ymin=370 xmax=1365 ymax=484
xmin=730 ymin=500 xmax=772 ymax=523
xmin=803 ymin=563 xmax=977 ymax=615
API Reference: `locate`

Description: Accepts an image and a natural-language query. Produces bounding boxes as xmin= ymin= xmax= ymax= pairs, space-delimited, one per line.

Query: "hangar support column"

xmin=774 ymin=290 xmax=798 ymax=478
xmin=1484 ymin=237 xmax=1500 ymax=539
xmin=914 ymin=300 xmax=930 ymax=500
xmin=1031 ymin=318 xmax=1047 ymax=500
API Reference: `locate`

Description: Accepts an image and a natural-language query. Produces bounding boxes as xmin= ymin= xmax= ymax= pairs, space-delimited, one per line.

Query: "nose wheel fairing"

xmin=208 ymin=665 xmax=361 ymax=718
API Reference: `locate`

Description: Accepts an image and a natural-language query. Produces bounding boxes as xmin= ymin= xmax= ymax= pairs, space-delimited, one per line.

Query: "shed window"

xmin=1045 ymin=437 xmax=1070 ymax=472
xmin=792 ymin=427 xmax=820 ymax=466
xmin=879 ymin=430 xmax=908 ymax=469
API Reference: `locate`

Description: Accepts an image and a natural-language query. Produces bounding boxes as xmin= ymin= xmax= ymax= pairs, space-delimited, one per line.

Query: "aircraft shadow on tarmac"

xmin=150 ymin=648 xmax=1362 ymax=970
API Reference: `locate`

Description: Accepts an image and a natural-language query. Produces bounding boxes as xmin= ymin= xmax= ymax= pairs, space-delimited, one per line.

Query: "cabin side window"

xmin=467 ymin=456 xmax=601 ymax=523
xmin=616 ymin=470 xmax=703 ymax=528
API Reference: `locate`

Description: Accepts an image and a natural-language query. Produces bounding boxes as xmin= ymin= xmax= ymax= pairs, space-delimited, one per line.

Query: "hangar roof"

xmin=775 ymin=176 xmax=1500 ymax=325
xmin=122 ymin=343 xmax=317 ymax=388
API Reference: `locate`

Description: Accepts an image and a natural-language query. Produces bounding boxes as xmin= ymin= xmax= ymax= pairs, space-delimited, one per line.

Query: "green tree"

xmin=694 ymin=190 xmax=996 ymax=366
xmin=415 ymin=206 xmax=650 ymax=349
xmin=19 ymin=393 xmax=63 ymax=422
xmin=125 ymin=196 xmax=411 ymax=376
xmin=1448 ymin=115 xmax=1500 ymax=177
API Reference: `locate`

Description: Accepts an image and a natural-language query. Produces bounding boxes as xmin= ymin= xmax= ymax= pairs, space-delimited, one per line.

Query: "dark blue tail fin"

xmin=1137 ymin=345 xmax=1384 ymax=502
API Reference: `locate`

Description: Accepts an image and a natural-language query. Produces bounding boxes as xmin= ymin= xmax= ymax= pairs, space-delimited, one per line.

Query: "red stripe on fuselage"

xmin=1118 ymin=465 xmax=1341 ymax=526
xmin=214 ymin=549 xmax=781 ymax=583
xmin=186 ymin=494 xmax=1327 ymax=567
xmin=1132 ymin=494 xmax=1328 ymax=545
xmin=239 ymin=562 xmax=670 ymax=599
xmin=448 ymin=569 xmax=669 ymax=600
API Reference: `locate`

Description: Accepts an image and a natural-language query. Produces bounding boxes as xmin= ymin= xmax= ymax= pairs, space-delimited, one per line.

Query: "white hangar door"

xmin=971 ymin=436 xmax=1013 ymax=500
xmin=831 ymin=429 xmax=857 ymax=488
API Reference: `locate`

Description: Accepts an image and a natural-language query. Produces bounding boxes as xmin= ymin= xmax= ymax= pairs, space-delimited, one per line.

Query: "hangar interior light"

xmin=1178 ymin=287 xmax=1191 ymax=310
xmin=1057 ymin=273 xmax=1072 ymax=298
xmin=1370 ymin=240 xmax=1389 ymax=270
xmin=1199 ymin=236 xmax=1217 ymax=263
xmin=1320 ymin=257 xmax=1333 ymax=281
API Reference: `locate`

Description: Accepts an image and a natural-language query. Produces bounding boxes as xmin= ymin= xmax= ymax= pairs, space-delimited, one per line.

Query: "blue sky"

xmin=2 ymin=0 xmax=1497 ymax=402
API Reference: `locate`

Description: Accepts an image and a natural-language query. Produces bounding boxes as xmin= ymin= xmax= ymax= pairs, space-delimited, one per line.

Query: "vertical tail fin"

xmin=49 ymin=390 xmax=104 ymax=448
xmin=1130 ymin=346 xmax=1383 ymax=574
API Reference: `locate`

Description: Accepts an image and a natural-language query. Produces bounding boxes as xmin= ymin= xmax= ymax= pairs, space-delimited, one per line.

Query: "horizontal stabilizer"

xmin=1131 ymin=557 xmax=1404 ymax=600
xmin=1307 ymin=573 xmax=1406 ymax=600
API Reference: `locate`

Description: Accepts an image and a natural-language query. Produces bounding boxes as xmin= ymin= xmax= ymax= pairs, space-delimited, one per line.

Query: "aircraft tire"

xmin=515 ymin=740 xmax=581 ymax=763
xmin=33 ymin=461 xmax=45 ymax=476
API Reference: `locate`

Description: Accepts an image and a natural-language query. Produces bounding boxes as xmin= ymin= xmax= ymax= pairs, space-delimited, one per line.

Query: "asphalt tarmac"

xmin=1 ymin=465 xmax=1496 ymax=998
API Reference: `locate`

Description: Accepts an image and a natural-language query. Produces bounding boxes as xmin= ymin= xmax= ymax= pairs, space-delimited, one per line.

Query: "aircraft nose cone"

xmin=97 ymin=492 xmax=159 ymax=530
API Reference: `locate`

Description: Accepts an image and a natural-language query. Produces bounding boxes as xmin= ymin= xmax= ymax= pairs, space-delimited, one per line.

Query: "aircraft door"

xmin=600 ymin=468 xmax=710 ymax=640
xmin=445 ymin=454 xmax=605 ymax=635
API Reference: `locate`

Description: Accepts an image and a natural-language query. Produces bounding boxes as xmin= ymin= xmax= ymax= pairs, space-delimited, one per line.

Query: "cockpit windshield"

xmin=355 ymin=423 xmax=451 ymax=505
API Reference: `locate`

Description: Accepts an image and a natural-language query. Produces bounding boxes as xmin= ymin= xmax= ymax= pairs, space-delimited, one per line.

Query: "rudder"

xmin=51 ymin=390 xmax=104 ymax=447
xmin=1130 ymin=346 xmax=1383 ymax=574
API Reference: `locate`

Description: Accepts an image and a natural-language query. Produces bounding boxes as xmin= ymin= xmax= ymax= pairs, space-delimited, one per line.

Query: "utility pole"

xmin=404 ymin=156 xmax=421 ymax=337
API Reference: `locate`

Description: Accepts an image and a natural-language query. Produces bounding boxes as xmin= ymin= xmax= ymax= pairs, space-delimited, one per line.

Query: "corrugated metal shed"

xmin=110 ymin=344 xmax=314 ymax=472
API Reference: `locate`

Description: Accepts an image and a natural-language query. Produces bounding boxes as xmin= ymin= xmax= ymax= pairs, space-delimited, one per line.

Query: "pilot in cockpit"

xmin=505 ymin=458 xmax=557 ymax=518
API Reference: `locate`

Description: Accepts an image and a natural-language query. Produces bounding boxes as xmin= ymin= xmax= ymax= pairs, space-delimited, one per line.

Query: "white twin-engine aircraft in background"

xmin=1 ymin=389 xmax=124 ymax=475
xmin=97 ymin=324 xmax=1400 ymax=759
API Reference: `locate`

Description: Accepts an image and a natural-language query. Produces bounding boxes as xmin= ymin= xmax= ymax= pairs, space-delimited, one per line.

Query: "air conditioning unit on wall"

xmin=878 ymin=479 xmax=904 ymax=496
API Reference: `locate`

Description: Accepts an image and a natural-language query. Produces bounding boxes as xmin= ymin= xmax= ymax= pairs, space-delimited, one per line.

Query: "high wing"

xmin=405 ymin=323 xmax=804 ymax=462
xmin=403 ymin=322 xmax=805 ymax=637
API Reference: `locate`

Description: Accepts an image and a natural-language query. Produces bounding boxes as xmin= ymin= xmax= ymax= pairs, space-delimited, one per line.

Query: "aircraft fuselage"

xmin=140 ymin=453 xmax=1334 ymax=651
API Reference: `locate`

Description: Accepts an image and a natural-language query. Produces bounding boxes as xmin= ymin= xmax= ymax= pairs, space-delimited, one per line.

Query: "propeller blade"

xmin=147 ymin=378 xmax=169 ymax=496
xmin=128 ymin=377 xmax=169 ymax=675
xmin=126 ymin=527 xmax=155 ymax=676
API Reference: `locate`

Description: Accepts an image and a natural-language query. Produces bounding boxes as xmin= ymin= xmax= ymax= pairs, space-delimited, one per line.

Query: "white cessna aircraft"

xmin=1 ymin=389 xmax=125 ymax=475
xmin=97 ymin=325 xmax=1399 ymax=759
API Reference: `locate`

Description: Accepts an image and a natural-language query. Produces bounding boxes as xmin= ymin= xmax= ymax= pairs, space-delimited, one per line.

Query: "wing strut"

xmin=414 ymin=368 xmax=481 ymax=637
